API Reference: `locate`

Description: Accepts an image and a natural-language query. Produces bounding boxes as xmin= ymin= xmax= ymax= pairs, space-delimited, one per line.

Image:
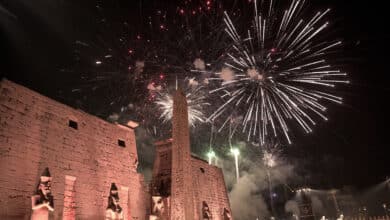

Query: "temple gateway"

xmin=0 ymin=79 xmax=232 ymax=220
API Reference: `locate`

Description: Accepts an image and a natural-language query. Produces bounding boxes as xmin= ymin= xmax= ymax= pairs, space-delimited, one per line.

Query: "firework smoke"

xmin=193 ymin=58 xmax=206 ymax=70
xmin=222 ymin=142 xmax=295 ymax=220
xmin=219 ymin=67 xmax=236 ymax=82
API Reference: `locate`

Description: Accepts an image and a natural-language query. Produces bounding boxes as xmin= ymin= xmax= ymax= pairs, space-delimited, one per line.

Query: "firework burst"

xmin=263 ymin=146 xmax=281 ymax=168
xmin=66 ymin=0 xmax=228 ymax=131
xmin=155 ymin=81 xmax=210 ymax=127
xmin=208 ymin=0 xmax=349 ymax=144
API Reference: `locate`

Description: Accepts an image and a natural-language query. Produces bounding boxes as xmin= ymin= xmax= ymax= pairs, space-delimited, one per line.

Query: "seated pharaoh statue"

xmin=202 ymin=201 xmax=212 ymax=220
xmin=31 ymin=167 xmax=54 ymax=220
xmin=105 ymin=183 xmax=124 ymax=220
xmin=223 ymin=208 xmax=232 ymax=220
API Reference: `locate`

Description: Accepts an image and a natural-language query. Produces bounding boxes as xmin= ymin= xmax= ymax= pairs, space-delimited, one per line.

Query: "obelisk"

xmin=170 ymin=89 xmax=194 ymax=220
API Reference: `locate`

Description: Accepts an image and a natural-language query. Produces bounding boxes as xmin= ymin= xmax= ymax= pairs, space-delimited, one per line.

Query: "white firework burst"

xmin=155 ymin=85 xmax=210 ymax=127
xmin=263 ymin=148 xmax=281 ymax=168
xmin=208 ymin=0 xmax=349 ymax=144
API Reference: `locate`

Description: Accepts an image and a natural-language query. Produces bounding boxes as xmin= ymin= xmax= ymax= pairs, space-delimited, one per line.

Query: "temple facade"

xmin=0 ymin=79 xmax=232 ymax=220
xmin=0 ymin=79 xmax=147 ymax=219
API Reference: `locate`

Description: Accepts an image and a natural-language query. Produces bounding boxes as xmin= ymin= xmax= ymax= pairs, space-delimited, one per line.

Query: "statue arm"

xmin=32 ymin=202 xmax=47 ymax=210
xmin=118 ymin=211 xmax=124 ymax=220
xmin=31 ymin=196 xmax=43 ymax=210
xmin=105 ymin=209 xmax=113 ymax=220
xmin=46 ymin=203 xmax=54 ymax=212
xmin=47 ymin=196 xmax=54 ymax=211
xmin=31 ymin=196 xmax=54 ymax=211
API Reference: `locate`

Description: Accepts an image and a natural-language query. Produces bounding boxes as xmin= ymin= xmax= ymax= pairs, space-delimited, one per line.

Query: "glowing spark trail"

xmin=209 ymin=0 xmax=349 ymax=144
xmin=262 ymin=146 xmax=281 ymax=216
xmin=230 ymin=148 xmax=240 ymax=183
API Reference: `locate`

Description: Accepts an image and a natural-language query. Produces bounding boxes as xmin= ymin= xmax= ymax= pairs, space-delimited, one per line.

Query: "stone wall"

xmin=190 ymin=157 xmax=232 ymax=220
xmin=151 ymin=139 xmax=172 ymax=197
xmin=0 ymin=79 xmax=147 ymax=220
xmin=151 ymin=140 xmax=233 ymax=220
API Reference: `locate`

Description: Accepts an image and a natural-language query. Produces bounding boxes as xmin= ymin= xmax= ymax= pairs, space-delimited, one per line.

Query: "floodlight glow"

xmin=207 ymin=150 xmax=216 ymax=165
xmin=230 ymin=148 xmax=240 ymax=156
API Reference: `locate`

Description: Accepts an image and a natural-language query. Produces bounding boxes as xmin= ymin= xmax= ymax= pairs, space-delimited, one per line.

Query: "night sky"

xmin=1 ymin=0 xmax=390 ymax=193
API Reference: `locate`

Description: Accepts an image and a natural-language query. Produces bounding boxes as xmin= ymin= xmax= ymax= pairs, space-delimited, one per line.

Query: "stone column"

xmin=120 ymin=186 xmax=129 ymax=220
xmin=62 ymin=175 xmax=76 ymax=220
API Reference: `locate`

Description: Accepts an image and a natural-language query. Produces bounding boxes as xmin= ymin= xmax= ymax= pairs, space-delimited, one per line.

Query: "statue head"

xmin=151 ymin=196 xmax=164 ymax=216
xmin=109 ymin=183 xmax=119 ymax=203
xmin=37 ymin=167 xmax=52 ymax=198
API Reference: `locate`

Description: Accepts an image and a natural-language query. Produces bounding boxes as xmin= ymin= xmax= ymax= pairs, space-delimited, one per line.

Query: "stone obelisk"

xmin=170 ymin=89 xmax=194 ymax=220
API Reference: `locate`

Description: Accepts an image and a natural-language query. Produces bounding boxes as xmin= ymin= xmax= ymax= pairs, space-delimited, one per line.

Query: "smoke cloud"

xmin=311 ymin=195 xmax=325 ymax=216
xmin=134 ymin=60 xmax=145 ymax=75
xmin=107 ymin=113 xmax=120 ymax=122
xmin=135 ymin=127 xmax=156 ymax=181
xmin=285 ymin=200 xmax=299 ymax=216
xmin=219 ymin=67 xmax=235 ymax=82
xmin=230 ymin=175 xmax=270 ymax=220
xmin=219 ymin=142 xmax=295 ymax=220
xmin=193 ymin=58 xmax=206 ymax=70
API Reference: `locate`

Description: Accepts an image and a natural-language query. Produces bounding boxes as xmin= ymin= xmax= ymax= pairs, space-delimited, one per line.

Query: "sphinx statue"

xmin=31 ymin=167 xmax=54 ymax=220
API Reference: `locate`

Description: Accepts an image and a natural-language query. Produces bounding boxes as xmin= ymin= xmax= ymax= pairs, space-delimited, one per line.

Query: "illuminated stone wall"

xmin=0 ymin=79 xmax=148 ymax=220
xmin=151 ymin=141 xmax=233 ymax=220
xmin=190 ymin=157 xmax=232 ymax=220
